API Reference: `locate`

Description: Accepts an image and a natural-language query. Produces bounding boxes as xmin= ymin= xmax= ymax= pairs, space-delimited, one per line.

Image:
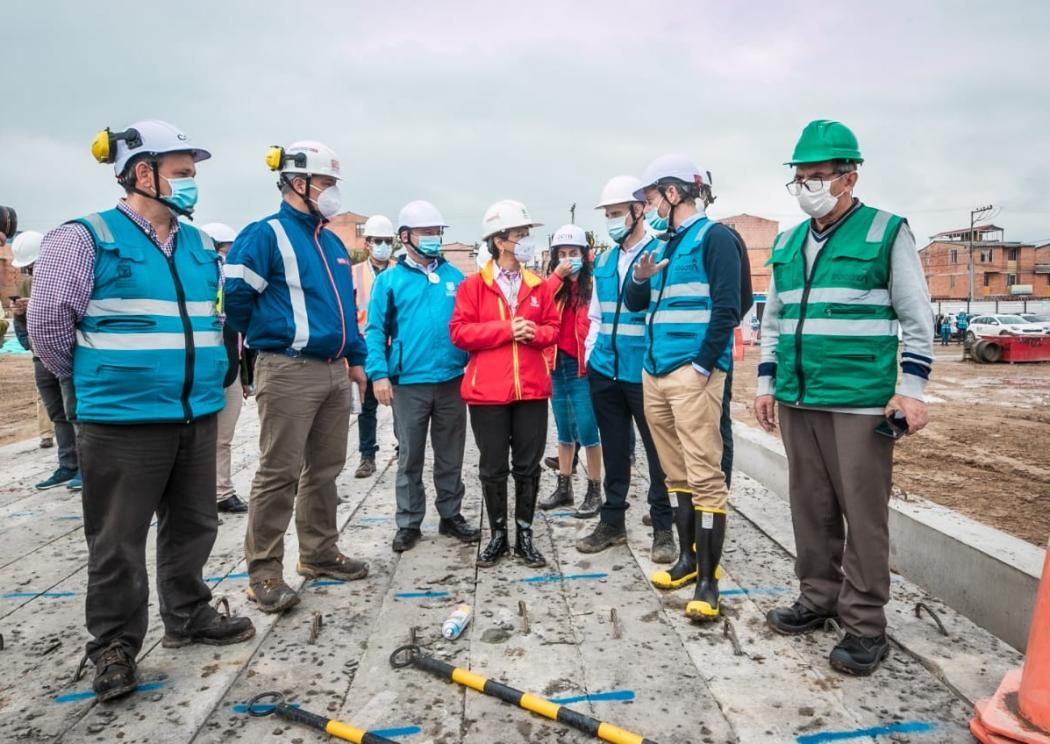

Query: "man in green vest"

xmin=754 ymin=120 xmax=933 ymax=676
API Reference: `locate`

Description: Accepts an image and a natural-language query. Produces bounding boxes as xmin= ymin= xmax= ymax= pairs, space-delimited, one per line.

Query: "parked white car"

xmin=965 ymin=314 xmax=1047 ymax=343
xmin=1019 ymin=313 xmax=1050 ymax=332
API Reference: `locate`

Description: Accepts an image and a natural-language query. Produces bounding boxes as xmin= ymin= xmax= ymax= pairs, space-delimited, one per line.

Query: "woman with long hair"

xmin=450 ymin=200 xmax=559 ymax=569
xmin=537 ymin=225 xmax=603 ymax=518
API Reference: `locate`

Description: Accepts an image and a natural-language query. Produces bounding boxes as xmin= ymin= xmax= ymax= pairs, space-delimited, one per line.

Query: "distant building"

xmin=719 ymin=213 xmax=779 ymax=297
xmin=325 ymin=211 xmax=369 ymax=255
xmin=442 ymin=242 xmax=480 ymax=276
xmin=920 ymin=224 xmax=1050 ymax=299
xmin=0 ymin=239 xmax=31 ymax=303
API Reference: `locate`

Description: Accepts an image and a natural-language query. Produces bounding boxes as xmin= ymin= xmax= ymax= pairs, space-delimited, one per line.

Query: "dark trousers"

xmin=469 ymin=400 xmax=548 ymax=487
xmin=80 ymin=416 xmax=219 ymax=661
xmin=720 ymin=366 xmax=734 ymax=488
xmin=589 ymin=372 xmax=672 ymax=531
xmin=32 ymin=357 xmax=78 ymax=471
xmin=390 ymin=378 xmax=467 ymax=530
xmin=358 ymin=379 xmax=379 ymax=457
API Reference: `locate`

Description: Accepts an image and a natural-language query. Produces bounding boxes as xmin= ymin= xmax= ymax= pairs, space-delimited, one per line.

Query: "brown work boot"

xmin=354 ymin=458 xmax=376 ymax=478
xmin=297 ymin=552 xmax=369 ymax=582
xmin=246 ymin=578 xmax=301 ymax=614
xmin=162 ymin=605 xmax=256 ymax=648
xmin=92 ymin=642 xmax=138 ymax=703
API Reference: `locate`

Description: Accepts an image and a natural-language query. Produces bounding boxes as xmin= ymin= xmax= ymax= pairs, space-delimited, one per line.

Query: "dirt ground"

xmin=4 ymin=344 xmax=1048 ymax=545
xmin=731 ymin=342 xmax=1050 ymax=547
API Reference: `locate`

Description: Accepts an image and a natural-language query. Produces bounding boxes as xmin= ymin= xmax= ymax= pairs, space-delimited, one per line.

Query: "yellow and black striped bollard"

xmin=246 ymin=691 xmax=399 ymax=743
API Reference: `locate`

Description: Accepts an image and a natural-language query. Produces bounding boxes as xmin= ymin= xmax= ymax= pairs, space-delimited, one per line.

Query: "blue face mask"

xmin=415 ymin=235 xmax=443 ymax=257
xmin=645 ymin=201 xmax=669 ymax=232
xmin=371 ymin=240 xmax=393 ymax=261
xmin=162 ymin=176 xmax=199 ymax=213
xmin=606 ymin=216 xmax=629 ymax=243
xmin=568 ymin=257 xmax=584 ymax=275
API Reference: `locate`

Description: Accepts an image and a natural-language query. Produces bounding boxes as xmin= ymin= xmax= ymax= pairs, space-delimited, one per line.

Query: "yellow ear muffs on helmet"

xmin=264 ymin=145 xmax=308 ymax=172
xmin=91 ymin=127 xmax=142 ymax=164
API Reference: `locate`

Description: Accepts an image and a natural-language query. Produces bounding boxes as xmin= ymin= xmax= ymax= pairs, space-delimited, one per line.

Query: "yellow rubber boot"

xmin=685 ymin=509 xmax=726 ymax=622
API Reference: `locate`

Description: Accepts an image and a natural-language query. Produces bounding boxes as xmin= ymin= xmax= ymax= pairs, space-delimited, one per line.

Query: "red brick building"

xmin=325 ymin=211 xmax=369 ymax=259
xmin=0 ymin=240 xmax=32 ymax=304
xmin=920 ymin=225 xmax=1050 ymax=300
xmin=719 ymin=213 xmax=779 ymax=296
xmin=440 ymin=242 xmax=480 ymax=276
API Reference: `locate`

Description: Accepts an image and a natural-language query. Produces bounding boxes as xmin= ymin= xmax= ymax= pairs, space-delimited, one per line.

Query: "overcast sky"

xmin=4 ymin=1 xmax=1048 ymax=248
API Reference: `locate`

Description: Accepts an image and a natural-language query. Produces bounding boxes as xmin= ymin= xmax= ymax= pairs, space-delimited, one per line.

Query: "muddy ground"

xmin=731 ymin=341 xmax=1050 ymax=547
xmin=4 ymin=344 xmax=1048 ymax=545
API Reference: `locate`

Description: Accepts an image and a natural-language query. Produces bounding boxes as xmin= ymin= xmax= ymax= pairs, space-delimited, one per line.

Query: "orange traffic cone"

xmin=732 ymin=327 xmax=744 ymax=361
xmin=971 ymin=537 xmax=1050 ymax=743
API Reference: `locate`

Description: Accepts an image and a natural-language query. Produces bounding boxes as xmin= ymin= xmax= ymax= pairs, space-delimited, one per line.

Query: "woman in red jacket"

xmin=537 ymin=225 xmax=603 ymax=518
xmin=450 ymin=200 xmax=559 ymax=569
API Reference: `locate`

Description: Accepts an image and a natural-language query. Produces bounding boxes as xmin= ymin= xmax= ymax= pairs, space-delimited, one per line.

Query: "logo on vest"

xmin=529 ymin=296 xmax=539 ymax=308
xmin=445 ymin=281 xmax=456 ymax=297
xmin=117 ymin=260 xmax=133 ymax=279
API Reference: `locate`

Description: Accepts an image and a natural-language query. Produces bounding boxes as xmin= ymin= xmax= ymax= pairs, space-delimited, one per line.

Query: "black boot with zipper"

xmin=477 ymin=480 xmax=509 ymax=568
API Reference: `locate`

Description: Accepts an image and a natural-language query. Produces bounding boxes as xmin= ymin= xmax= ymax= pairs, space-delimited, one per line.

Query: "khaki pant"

xmin=642 ymin=365 xmax=729 ymax=511
xmin=215 ymin=383 xmax=244 ymax=501
xmin=779 ymin=405 xmax=895 ymax=637
xmin=244 ymin=353 xmax=351 ymax=580
xmin=37 ymin=393 xmax=54 ymax=440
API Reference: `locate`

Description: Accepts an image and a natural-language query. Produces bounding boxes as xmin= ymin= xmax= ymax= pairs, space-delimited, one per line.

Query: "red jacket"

xmin=450 ymin=261 xmax=559 ymax=405
xmin=543 ymin=273 xmax=591 ymax=377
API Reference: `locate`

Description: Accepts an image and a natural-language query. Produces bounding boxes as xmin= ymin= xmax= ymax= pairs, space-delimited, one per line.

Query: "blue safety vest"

xmin=587 ymin=240 xmax=655 ymax=383
xmin=643 ymin=218 xmax=731 ymax=376
xmin=71 ymin=209 xmax=227 ymax=423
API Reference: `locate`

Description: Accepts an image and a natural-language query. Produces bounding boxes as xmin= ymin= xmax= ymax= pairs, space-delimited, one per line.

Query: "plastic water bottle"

xmin=350 ymin=383 xmax=362 ymax=415
xmin=442 ymin=604 xmax=472 ymax=640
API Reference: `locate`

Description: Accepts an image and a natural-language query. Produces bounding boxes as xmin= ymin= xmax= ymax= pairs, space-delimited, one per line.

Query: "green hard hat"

xmin=786 ymin=119 xmax=864 ymax=165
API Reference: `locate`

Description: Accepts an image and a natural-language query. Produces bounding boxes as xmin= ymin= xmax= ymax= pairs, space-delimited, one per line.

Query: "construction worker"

xmin=625 ymin=155 xmax=742 ymax=622
xmin=353 ymin=214 xmax=397 ymax=479
xmin=574 ymin=176 xmax=677 ymax=566
xmin=224 ymin=140 xmax=369 ymax=614
xmin=200 ymin=222 xmax=252 ymax=515
xmin=956 ymin=311 xmax=969 ymax=343
xmin=755 ymin=120 xmax=933 ymax=676
xmin=28 ymin=120 xmax=255 ymax=702
xmin=537 ymin=225 xmax=603 ymax=518
xmin=450 ymin=200 xmax=559 ymax=569
xmin=365 ymin=200 xmax=479 ymax=552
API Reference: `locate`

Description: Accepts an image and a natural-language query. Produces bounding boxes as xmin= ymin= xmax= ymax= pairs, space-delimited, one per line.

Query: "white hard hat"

xmin=363 ymin=215 xmax=395 ymax=238
xmin=551 ymin=224 xmax=588 ymax=248
xmin=481 ymin=200 xmax=543 ymax=240
xmin=11 ymin=230 xmax=43 ymax=268
xmin=595 ymin=175 xmax=643 ymax=209
xmin=634 ymin=154 xmax=712 ymax=201
xmin=93 ymin=119 xmax=211 ymax=177
xmin=199 ymin=223 xmax=238 ymax=244
xmin=398 ymin=200 xmax=448 ymax=231
xmin=268 ymin=140 xmax=342 ymax=180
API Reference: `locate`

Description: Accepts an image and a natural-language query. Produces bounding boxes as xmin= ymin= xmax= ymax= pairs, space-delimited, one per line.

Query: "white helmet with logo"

xmin=199 ymin=223 xmax=238 ymax=245
xmin=595 ymin=175 xmax=643 ymax=209
xmin=551 ymin=224 xmax=588 ymax=248
xmin=363 ymin=215 xmax=395 ymax=239
xmin=91 ymin=119 xmax=211 ymax=177
xmin=481 ymin=200 xmax=543 ymax=240
xmin=398 ymin=200 xmax=448 ymax=231
xmin=266 ymin=140 xmax=342 ymax=180
xmin=11 ymin=230 xmax=43 ymax=268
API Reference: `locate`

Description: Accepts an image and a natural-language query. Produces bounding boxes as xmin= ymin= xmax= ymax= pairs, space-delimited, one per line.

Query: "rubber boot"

xmin=513 ymin=476 xmax=546 ymax=568
xmin=539 ymin=474 xmax=573 ymax=510
xmin=685 ymin=509 xmax=726 ymax=621
xmin=650 ymin=493 xmax=697 ymax=590
xmin=477 ymin=480 xmax=509 ymax=568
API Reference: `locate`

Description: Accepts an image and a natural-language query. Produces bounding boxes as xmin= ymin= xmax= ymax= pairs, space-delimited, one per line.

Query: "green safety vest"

xmin=768 ymin=205 xmax=904 ymax=407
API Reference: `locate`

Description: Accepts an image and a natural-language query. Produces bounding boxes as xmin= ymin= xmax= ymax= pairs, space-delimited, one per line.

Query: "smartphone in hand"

xmin=874 ymin=411 xmax=909 ymax=440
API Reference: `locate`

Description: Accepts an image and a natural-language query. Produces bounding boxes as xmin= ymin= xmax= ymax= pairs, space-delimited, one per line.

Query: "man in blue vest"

xmin=574 ymin=176 xmax=675 ymax=564
xmin=224 ymin=140 xmax=369 ymax=615
xmin=625 ymin=155 xmax=742 ymax=623
xmin=365 ymin=200 xmax=479 ymax=553
xmin=754 ymin=120 xmax=933 ymax=675
xmin=28 ymin=120 xmax=255 ymax=702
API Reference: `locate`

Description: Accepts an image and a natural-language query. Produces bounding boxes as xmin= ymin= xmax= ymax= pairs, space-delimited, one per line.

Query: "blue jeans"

xmin=551 ymin=354 xmax=600 ymax=447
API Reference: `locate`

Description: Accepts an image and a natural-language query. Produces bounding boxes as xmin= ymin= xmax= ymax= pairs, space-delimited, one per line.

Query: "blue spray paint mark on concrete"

xmin=312 ymin=579 xmax=346 ymax=587
xmin=3 ymin=591 xmax=77 ymax=599
xmin=548 ymin=690 xmax=635 ymax=705
xmin=56 ymin=515 xmax=83 ymax=521
xmin=203 ymin=571 xmax=249 ymax=583
xmin=796 ymin=721 xmax=936 ymax=743
xmin=10 ymin=511 xmax=35 ymax=517
xmin=517 ymin=573 xmax=608 ymax=584
xmin=546 ymin=511 xmax=577 ymax=518
xmin=370 ymin=725 xmax=422 ymax=737
xmin=394 ymin=591 xmax=450 ymax=600
xmin=721 ymin=587 xmax=790 ymax=597
xmin=55 ymin=680 xmax=167 ymax=704
xmin=358 ymin=516 xmax=390 ymax=524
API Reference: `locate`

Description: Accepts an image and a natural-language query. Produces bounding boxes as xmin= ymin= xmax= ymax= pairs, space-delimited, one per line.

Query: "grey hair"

xmin=834 ymin=161 xmax=860 ymax=175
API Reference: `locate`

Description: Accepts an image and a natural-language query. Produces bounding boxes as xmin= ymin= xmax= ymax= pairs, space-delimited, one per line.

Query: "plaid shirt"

xmin=28 ymin=201 xmax=181 ymax=379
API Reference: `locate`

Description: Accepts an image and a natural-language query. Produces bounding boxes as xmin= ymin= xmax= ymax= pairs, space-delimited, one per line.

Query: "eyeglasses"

xmin=785 ymin=173 xmax=846 ymax=196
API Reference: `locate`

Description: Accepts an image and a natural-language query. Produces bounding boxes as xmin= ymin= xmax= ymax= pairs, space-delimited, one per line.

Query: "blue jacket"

xmin=71 ymin=209 xmax=226 ymax=423
xmin=223 ymin=202 xmax=366 ymax=364
xmin=624 ymin=217 xmax=741 ymax=376
xmin=587 ymin=239 xmax=656 ymax=384
xmin=365 ymin=257 xmax=468 ymax=385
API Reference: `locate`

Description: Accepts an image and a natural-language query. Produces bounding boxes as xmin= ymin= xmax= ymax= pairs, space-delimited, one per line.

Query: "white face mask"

xmin=314 ymin=184 xmax=342 ymax=219
xmin=797 ymin=175 xmax=847 ymax=219
xmin=512 ymin=236 xmax=538 ymax=264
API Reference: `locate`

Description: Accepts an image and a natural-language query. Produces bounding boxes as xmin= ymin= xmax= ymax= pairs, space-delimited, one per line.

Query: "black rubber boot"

xmin=574 ymin=479 xmax=603 ymax=519
xmin=513 ymin=476 xmax=546 ymax=567
xmin=477 ymin=480 xmax=509 ymax=568
xmin=651 ymin=493 xmax=698 ymax=590
xmin=685 ymin=510 xmax=726 ymax=622
xmin=539 ymin=474 xmax=573 ymax=510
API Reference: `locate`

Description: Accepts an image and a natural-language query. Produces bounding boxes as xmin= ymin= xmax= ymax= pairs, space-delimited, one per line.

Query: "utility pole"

xmin=968 ymin=203 xmax=994 ymax=311
xmin=570 ymin=203 xmax=576 ymax=224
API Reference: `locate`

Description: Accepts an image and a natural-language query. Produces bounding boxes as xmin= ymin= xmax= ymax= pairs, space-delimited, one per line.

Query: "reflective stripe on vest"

xmin=769 ymin=205 xmax=903 ymax=407
xmin=587 ymin=241 xmax=652 ymax=383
